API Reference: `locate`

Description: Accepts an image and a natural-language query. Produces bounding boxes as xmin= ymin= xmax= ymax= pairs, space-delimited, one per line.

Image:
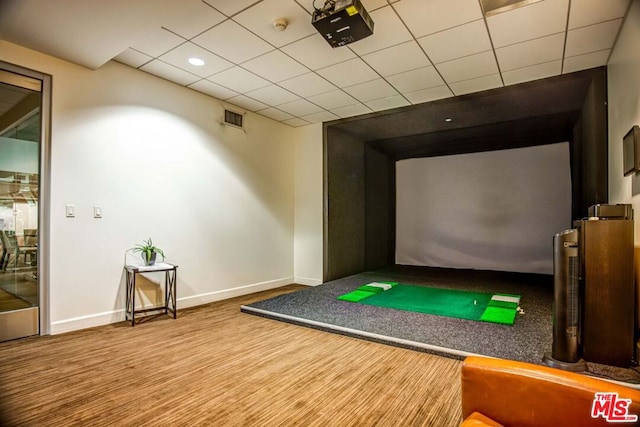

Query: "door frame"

xmin=0 ymin=60 xmax=51 ymax=337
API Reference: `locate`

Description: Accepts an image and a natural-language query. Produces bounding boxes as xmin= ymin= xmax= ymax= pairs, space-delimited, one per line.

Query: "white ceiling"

xmin=0 ymin=0 xmax=633 ymax=127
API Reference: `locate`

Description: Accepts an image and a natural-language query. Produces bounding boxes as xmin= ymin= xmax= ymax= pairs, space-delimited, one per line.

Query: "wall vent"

xmin=224 ymin=109 xmax=244 ymax=129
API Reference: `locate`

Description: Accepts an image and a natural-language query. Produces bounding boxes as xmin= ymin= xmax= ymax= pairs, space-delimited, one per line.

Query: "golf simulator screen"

xmin=395 ymin=142 xmax=572 ymax=275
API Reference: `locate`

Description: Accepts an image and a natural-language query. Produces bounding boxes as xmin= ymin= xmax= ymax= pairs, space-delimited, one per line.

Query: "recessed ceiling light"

xmin=188 ymin=57 xmax=205 ymax=66
xmin=445 ymin=118 xmax=453 ymax=122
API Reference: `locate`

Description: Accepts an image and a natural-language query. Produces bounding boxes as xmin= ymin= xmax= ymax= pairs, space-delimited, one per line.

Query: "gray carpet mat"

xmin=242 ymin=265 xmax=640 ymax=385
xmin=243 ymin=266 xmax=552 ymax=362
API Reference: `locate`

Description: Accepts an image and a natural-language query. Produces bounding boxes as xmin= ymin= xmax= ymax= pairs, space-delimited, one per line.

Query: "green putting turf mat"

xmin=337 ymin=283 xmax=520 ymax=325
xmin=337 ymin=290 xmax=376 ymax=302
xmin=337 ymin=282 xmax=398 ymax=302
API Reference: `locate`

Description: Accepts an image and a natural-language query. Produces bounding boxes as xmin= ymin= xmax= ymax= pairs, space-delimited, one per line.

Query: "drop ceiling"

xmin=0 ymin=0 xmax=632 ymax=127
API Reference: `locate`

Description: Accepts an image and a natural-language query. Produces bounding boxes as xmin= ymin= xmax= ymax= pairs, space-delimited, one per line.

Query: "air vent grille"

xmin=224 ymin=109 xmax=243 ymax=129
xmin=480 ymin=0 xmax=543 ymax=16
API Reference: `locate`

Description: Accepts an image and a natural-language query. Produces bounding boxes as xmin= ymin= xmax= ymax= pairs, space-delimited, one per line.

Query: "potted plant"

xmin=130 ymin=238 xmax=165 ymax=266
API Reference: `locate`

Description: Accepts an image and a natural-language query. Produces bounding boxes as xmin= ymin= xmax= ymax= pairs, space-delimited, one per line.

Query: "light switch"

xmin=94 ymin=205 xmax=103 ymax=218
xmin=65 ymin=204 xmax=75 ymax=217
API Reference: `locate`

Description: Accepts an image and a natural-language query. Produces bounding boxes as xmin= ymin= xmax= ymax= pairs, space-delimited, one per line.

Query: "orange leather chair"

xmin=460 ymin=356 xmax=640 ymax=427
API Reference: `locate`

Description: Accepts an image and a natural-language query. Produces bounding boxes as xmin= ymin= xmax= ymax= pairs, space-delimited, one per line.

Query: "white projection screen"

xmin=395 ymin=142 xmax=572 ymax=274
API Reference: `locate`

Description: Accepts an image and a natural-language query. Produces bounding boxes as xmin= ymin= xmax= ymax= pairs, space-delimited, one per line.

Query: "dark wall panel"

xmin=575 ymin=68 xmax=608 ymax=218
xmin=364 ymin=145 xmax=395 ymax=270
xmin=324 ymin=127 xmax=365 ymax=281
xmin=571 ymin=117 xmax=584 ymax=220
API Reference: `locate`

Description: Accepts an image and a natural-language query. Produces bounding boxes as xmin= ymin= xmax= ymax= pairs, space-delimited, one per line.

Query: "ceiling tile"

xmin=449 ymin=73 xmax=503 ymax=95
xmin=307 ymin=90 xmax=358 ymax=109
xmin=140 ymin=60 xmax=200 ymax=85
xmin=113 ymin=48 xmax=153 ymax=68
xmin=563 ymin=49 xmax=610 ymax=73
xmin=203 ymin=0 xmax=261 ymax=17
xmin=188 ymin=79 xmax=239 ymax=99
xmin=233 ymin=0 xmax=316 ymax=47
xmin=242 ymin=49 xmax=309 ymax=82
xmin=418 ymin=19 xmax=492 ymax=64
xmin=502 ymin=60 xmax=562 ymax=86
xmin=565 ymin=19 xmax=622 ymax=57
xmin=277 ymin=98 xmax=324 ymax=116
xmin=361 ymin=0 xmax=389 ymax=11
xmin=348 ymin=6 xmax=413 ymax=55
xmin=11 ymin=0 xmax=625 ymax=125
xmin=495 ymin=33 xmax=564 ymax=72
xmin=301 ymin=111 xmax=340 ymax=123
xmin=365 ymin=95 xmax=410 ymax=111
xmin=294 ymin=0 xmax=388 ymax=15
xmin=344 ymin=78 xmax=399 ymax=102
xmin=568 ymin=0 xmax=630 ymax=29
xmin=487 ymin=0 xmax=569 ymax=48
xmin=257 ymin=107 xmax=294 ymax=121
xmin=316 ymin=58 xmax=379 ymax=88
xmin=129 ymin=27 xmax=185 ymax=58
xmin=192 ymin=20 xmax=273 ymax=64
xmin=207 ymin=66 xmax=270 ymax=92
xmin=404 ymin=85 xmax=454 ymax=104
xmin=362 ymin=41 xmax=431 ymax=77
xmin=244 ymin=84 xmax=300 ymax=105
xmin=436 ymin=51 xmax=499 ymax=83
xmin=298 ymin=1 xmax=314 ymax=14
xmin=158 ymin=42 xmax=233 ymax=77
xmin=226 ymin=94 xmax=269 ymax=111
xmin=283 ymin=117 xmax=311 ymax=127
xmin=386 ymin=66 xmax=445 ymax=93
xmin=278 ymin=72 xmax=338 ymax=97
xmin=394 ymin=0 xmax=483 ymax=39
xmin=162 ymin=0 xmax=226 ymax=39
xmin=281 ymin=34 xmax=357 ymax=70
xmin=330 ymin=103 xmax=373 ymax=118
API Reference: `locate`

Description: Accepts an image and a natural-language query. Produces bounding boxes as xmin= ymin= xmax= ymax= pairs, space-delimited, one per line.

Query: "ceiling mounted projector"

xmin=312 ymin=0 xmax=374 ymax=48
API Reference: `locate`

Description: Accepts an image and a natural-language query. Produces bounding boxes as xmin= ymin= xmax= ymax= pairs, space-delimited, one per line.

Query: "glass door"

xmin=0 ymin=67 xmax=44 ymax=341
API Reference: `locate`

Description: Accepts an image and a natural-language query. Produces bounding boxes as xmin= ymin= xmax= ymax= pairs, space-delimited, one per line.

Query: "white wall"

xmin=608 ymin=0 xmax=640 ymax=243
xmin=1 ymin=41 xmax=297 ymax=333
xmin=293 ymin=123 xmax=323 ymax=285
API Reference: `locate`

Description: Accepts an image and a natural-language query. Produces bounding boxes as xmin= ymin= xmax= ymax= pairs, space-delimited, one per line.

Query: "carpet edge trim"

xmin=240 ymin=305 xmax=488 ymax=360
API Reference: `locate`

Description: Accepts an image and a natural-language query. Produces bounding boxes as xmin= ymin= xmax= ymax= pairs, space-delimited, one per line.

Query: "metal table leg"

xmin=165 ymin=268 xmax=177 ymax=319
xmin=125 ymin=269 xmax=136 ymax=326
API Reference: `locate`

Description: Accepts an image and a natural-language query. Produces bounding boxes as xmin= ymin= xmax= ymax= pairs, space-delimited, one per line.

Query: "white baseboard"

xmin=178 ymin=276 xmax=294 ymax=309
xmin=294 ymin=276 xmax=322 ymax=286
xmin=50 ymin=276 xmax=294 ymax=334
xmin=51 ymin=309 xmax=126 ymax=335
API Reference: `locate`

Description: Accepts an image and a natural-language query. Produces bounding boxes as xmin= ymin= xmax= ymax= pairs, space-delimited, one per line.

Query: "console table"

xmin=124 ymin=262 xmax=178 ymax=326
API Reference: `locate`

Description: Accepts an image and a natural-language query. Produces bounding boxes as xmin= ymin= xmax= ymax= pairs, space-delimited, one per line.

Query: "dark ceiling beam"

xmin=368 ymin=112 xmax=578 ymax=160
xmin=327 ymin=67 xmax=601 ymax=147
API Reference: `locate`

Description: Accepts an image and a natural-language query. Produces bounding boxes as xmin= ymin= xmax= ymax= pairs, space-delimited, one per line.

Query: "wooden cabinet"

xmin=579 ymin=219 xmax=634 ymax=367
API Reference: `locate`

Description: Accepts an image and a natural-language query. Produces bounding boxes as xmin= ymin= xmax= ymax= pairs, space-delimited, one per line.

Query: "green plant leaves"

xmin=129 ymin=238 xmax=165 ymax=259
